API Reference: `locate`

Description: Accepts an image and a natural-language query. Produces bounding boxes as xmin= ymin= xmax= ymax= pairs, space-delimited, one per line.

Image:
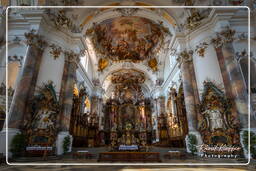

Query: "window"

xmin=80 ymin=50 xmax=89 ymax=72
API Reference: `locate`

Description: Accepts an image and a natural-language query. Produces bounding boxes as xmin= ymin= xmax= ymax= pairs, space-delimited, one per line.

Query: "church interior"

xmin=0 ymin=0 xmax=256 ymax=165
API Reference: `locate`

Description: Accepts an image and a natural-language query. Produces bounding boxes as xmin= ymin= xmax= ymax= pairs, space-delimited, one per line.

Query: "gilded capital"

xmin=211 ymin=27 xmax=236 ymax=48
xmin=24 ymin=29 xmax=47 ymax=51
xmin=64 ymin=50 xmax=80 ymax=68
xmin=176 ymin=50 xmax=193 ymax=66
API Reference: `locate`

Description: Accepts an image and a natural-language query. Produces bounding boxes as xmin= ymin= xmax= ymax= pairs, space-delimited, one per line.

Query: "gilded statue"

xmin=98 ymin=58 xmax=109 ymax=71
xmin=148 ymin=58 xmax=158 ymax=72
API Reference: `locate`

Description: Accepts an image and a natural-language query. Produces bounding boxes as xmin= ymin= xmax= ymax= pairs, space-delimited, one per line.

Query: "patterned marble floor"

xmin=0 ymin=165 xmax=254 ymax=171
xmin=1 ymin=147 xmax=255 ymax=171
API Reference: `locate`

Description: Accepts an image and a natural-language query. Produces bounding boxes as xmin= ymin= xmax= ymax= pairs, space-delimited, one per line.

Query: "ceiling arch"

xmin=100 ymin=62 xmax=156 ymax=88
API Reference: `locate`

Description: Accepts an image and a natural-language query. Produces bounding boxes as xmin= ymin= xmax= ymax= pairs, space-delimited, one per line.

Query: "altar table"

xmin=26 ymin=146 xmax=53 ymax=156
xmin=98 ymin=152 xmax=161 ymax=162
xmin=73 ymin=151 xmax=93 ymax=159
xmin=118 ymin=145 xmax=138 ymax=151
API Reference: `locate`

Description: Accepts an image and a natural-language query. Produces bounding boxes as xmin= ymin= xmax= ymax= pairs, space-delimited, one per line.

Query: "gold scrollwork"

xmin=98 ymin=58 xmax=109 ymax=72
xmin=148 ymin=58 xmax=158 ymax=72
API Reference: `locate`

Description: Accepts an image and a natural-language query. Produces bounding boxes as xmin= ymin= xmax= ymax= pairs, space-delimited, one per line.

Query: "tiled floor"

xmin=0 ymin=165 xmax=254 ymax=171
xmin=1 ymin=147 xmax=255 ymax=171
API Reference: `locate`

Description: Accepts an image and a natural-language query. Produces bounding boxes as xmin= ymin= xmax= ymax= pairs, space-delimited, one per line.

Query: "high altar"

xmin=103 ymin=70 xmax=153 ymax=151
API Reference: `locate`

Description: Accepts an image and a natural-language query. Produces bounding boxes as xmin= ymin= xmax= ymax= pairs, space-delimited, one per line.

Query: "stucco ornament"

xmin=211 ymin=27 xmax=236 ymax=48
xmin=24 ymin=29 xmax=47 ymax=50
xmin=195 ymin=42 xmax=209 ymax=57
xmin=49 ymin=44 xmax=62 ymax=60
xmin=185 ymin=8 xmax=205 ymax=30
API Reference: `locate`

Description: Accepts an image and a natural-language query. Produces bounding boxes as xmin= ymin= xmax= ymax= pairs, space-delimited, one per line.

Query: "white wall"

xmin=35 ymin=47 xmax=65 ymax=96
xmin=163 ymin=54 xmax=170 ymax=81
xmin=193 ymin=44 xmax=224 ymax=96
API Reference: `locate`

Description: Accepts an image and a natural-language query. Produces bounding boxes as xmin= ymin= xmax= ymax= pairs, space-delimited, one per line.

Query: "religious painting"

xmin=120 ymin=104 xmax=136 ymax=127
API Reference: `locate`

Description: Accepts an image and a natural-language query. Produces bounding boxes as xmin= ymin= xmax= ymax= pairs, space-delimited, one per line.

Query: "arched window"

xmin=8 ymin=61 xmax=20 ymax=89
xmin=80 ymin=50 xmax=90 ymax=72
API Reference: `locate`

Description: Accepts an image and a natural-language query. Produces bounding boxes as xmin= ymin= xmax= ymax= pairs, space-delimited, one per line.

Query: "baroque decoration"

xmin=198 ymin=81 xmax=240 ymax=146
xmin=195 ymin=42 xmax=209 ymax=57
xmin=211 ymin=26 xmax=236 ymax=48
xmin=49 ymin=44 xmax=62 ymax=60
xmin=86 ymin=16 xmax=171 ymax=71
xmin=8 ymin=55 xmax=24 ymax=66
xmin=185 ymin=9 xmax=205 ymax=30
xmin=103 ymin=69 xmax=152 ymax=150
xmin=176 ymin=49 xmax=193 ymax=67
xmin=24 ymin=29 xmax=47 ymax=50
xmin=0 ymin=83 xmax=15 ymax=96
xmin=47 ymin=9 xmax=82 ymax=33
xmin=25 ymin=81 xmax=59 ymax=148
xmin=110 ymin=69 xmax=145 ymax=104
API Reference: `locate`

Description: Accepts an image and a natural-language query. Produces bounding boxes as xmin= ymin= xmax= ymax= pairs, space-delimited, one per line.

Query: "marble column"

xmin=8 ymin=30 xmax=47 ymax=129
xmin=0 ymin=30 xmax=47 ymax=156
xmin=151 ymin=98 xmax=159 ymax=142
xmin=58 ymin=50 xmax=79 ymax=132
xmin=177 ymin=50 xmax=198 ymax=132
xmin=177 ymin=50 xmax=202 ymax=153
xmin=169 ymin=88 xmax=177 ymax=116
xmin=56 ymin=50 xmax=79 ymax=155
xmin=212 ymin=28 xmax=248 ymax=128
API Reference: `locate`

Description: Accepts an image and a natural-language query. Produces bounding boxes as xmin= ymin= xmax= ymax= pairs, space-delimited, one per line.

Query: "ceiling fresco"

xmin=109 ymin=69 xmax=145 ymax=103
xmin=86 ymin=16 xmax=171 ymax=65
xmin=111 ymin=69 xmax=145 ymax=84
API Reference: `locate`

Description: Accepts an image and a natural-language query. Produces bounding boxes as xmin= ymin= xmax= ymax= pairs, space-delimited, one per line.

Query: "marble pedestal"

xmin=185 ymin=131 xmax=203 ymax=156
xmin=56 ymin=131 xmax=73 ymax=155
xmin=240 ymin=128 xmax=256 ymax=159
xmin=0 ymin=128 xmax=20 ymax=157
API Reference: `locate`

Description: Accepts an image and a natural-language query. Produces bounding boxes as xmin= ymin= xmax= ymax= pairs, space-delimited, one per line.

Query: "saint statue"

xmin=203 ymin=109 xmax=225 ymax=131
xmin=111 ymin=122 xmax=117 ymax=131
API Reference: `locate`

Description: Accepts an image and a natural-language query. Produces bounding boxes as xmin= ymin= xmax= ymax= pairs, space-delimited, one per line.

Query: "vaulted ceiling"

xmin=44 ymin=0 xmax=193 ymax=98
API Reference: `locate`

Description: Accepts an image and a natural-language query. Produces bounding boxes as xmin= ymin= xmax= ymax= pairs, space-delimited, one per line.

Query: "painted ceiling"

xmin=86 ymin=16 xmax=171 ymax=62
xmin=111 ymin=69 xmax=145 ymax=84
xmin=110 ymin=69 xmax=145 ymax=102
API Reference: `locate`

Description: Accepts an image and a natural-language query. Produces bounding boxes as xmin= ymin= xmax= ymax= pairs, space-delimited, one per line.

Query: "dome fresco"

xmin=86 ymin=16 xmax=170 ymax=62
